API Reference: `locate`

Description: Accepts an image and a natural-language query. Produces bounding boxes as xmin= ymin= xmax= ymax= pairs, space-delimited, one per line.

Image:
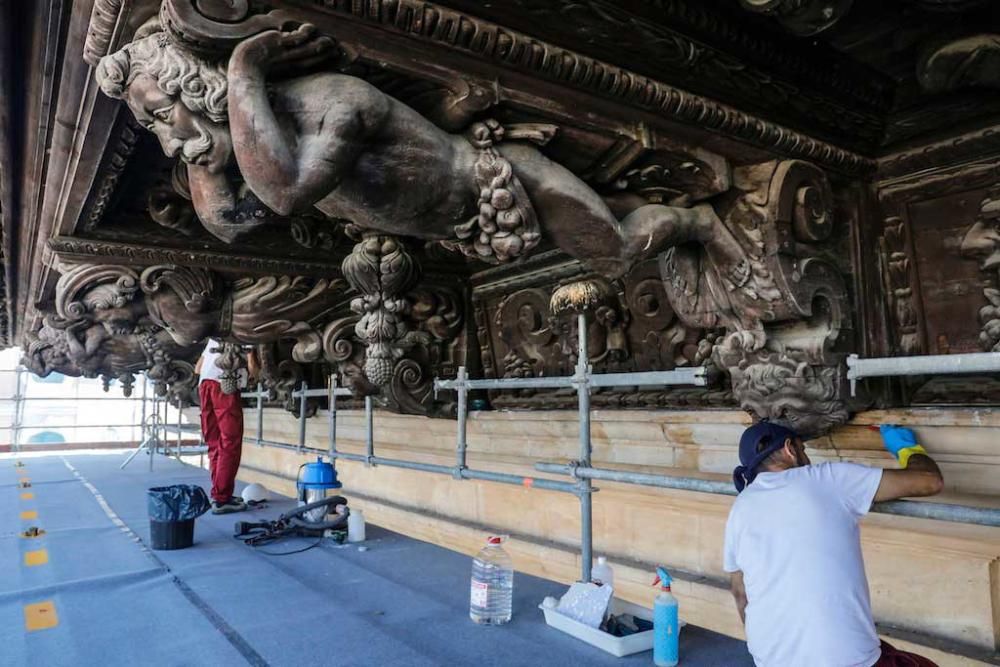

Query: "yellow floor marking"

xmin=24 ymin=601 xmax=58 ymax=631
xmin=20 ymin=492 xmax=33 ymax=500
xmin=24 ymin=549 xmax=48 ymax=567
xmin=20 ymin=510 xmax=37 ymax=520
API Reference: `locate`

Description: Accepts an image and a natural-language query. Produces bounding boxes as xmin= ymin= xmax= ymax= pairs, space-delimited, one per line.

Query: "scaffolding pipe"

xmin=256 ymin=382 xmax=263 ymax=446
xmin=847 ymin=352 xmax=1000 ymax=395
xmin=297 ymin=380 xmax=308 ymax=452
xmin=576 ymin=313 xmax=594 ymax=584
xmin=329 ymin=450 xmax=581 ymax=494
xmin=139 ymin=374 xmax=147 ymax=451
xmin=365 ymin=395 xmax=374 ymax=466
xmin=434 ymin=367 xmax=708 ymax=392
xmin=534 ymin=463 xmax=1000 ymax=529
xmin=176 ymin=409 xmax=182 ymax=460
xmin=455 ymin=366 xmax=468 ymax=477
xmin=328 ymin=376 xmax=337 ymax=462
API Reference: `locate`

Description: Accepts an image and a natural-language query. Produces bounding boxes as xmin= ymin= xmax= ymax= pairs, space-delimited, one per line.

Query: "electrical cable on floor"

xmin=251 ymin=536 xmax=324 ymax=556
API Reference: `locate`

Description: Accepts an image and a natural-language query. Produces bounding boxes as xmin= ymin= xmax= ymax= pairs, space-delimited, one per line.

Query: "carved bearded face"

xmin=97 ymin=33 xmax=232 ymax=173
xmin=961 ymin=197 xmax=1000 ymax=271
xmin=124 ymin=74 xmax=233 ymax=173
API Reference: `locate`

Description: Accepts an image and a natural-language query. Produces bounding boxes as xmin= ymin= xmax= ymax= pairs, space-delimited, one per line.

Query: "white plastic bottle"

xmin=347 ymin=508 xmax=366 ymax=543
xmin=470 ymin=535 xmax=513 ymax=625
xmin=592 ymin=556 xmax=614 ymax=587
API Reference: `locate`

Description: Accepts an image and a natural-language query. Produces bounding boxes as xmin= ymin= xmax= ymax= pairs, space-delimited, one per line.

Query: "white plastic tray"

xmin=538 ymin=597 xmax=684 ymax=657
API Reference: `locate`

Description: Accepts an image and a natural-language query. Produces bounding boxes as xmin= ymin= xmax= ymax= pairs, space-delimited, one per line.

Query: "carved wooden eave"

xmin=0 ymin=0 xmax=15 ymax=347
xmin=4 ymin=0 xmax=1000 ymax=426
xmin=82 ymin=0 xmax=874 ymax=176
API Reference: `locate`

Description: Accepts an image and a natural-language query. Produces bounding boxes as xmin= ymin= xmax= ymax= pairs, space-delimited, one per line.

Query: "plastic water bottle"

xmin=470 ymin=535 xmax=513 ymax=625
xmin=592 ymin=556 xmax=614 ymax=587
xmin=347 ymin=508 xmax=366 ymax=543
xmin=653 ymin=566 xmax=679 ymax=667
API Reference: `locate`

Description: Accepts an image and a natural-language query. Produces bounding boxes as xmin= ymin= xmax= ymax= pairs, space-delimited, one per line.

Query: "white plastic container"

xmin=591 ymin=556 xmax=614 ymax=587
xmin=347 ymin=508 xmax=366 ymax=543
xmin=539 ymin=597 xmax=684 ymax=658
xmin=470 ymin=535 xmax=513 ymax=625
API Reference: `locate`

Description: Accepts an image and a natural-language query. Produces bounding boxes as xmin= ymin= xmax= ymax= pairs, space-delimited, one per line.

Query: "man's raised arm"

xmin=226 ymin=25 xmax=385 ymax=216
xmin=873 ymin=425 xmax=944 ymax=503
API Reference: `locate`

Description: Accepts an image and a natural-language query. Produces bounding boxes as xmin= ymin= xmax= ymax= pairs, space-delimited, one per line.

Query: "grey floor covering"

xmin=1 ymin=452 xmax=753 ymax=666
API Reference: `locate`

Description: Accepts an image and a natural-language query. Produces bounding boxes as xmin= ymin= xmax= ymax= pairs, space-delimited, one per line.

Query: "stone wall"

xmin=232 ymin=406 xmax=1000 ymax=665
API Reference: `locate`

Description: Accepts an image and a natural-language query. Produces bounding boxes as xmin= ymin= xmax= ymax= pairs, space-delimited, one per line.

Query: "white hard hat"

xmin=241 ymin=483 xmax=270 ymax=503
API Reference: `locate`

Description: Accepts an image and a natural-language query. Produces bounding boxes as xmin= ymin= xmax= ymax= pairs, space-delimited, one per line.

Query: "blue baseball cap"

xmin=733 ymin=421 xmax=800 ymax=492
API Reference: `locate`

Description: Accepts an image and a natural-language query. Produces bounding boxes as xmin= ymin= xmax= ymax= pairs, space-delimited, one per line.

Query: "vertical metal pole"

xmin=576 ymin=312 xmax=593 ymax=583
xmin=365 ymin=394 xmax=374 ymax=466
xmin=328 ymin=375 xmax=337 ymax=461
xmin=455 ymin=366 xmax=468 ymax=476
xmin=256 ymin=381 xmax=263 ymax=446
xmin=139 ymin=374 xmax=147 ymax=452
xmin=176 ymin=407 xmax=182 ymax=460
xmin=11 ymin=366 xmax=23 ymax=453
xmin=298 ymin=381 xmax=307 ymax=452
xmin=149 ymin=393 xmax=157 ymax=472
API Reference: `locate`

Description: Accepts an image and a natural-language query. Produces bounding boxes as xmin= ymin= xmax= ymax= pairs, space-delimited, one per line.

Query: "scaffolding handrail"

xmin=847 ymin=352 xmax=1000 ymax=395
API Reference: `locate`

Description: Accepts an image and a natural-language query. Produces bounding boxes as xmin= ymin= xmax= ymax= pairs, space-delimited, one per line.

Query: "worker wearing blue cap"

xmin=723 ymin=421 xmax=943 ymax=667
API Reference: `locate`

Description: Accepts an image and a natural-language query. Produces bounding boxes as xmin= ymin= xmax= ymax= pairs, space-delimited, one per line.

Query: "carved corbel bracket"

xmin=212 ymin=341 xmax=246 ymax=395
xmin=657 ymin=158 xmax=853 ymax=437
xmin=158 ymin=0 xmax=294 ymax=55
xmin=341 ymin=232 xmax=424 ymax=386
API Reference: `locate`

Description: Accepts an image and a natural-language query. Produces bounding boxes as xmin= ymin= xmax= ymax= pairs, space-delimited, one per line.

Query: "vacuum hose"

xmin=285 ymin=495 xmax=350 ymax=531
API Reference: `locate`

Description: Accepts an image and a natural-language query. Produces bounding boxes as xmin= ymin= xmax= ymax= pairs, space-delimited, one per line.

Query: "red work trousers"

xmin=199 ymin=380 xmax=244 ymax=503
xmin=875 ymin=641 xmax=939 ymax=667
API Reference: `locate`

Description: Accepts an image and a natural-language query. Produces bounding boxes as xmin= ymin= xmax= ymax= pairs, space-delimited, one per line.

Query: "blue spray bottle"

xmin=652 ymin=566 xmax=679 ymax=667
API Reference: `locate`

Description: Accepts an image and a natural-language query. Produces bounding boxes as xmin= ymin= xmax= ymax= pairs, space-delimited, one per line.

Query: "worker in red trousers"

xmin=724 ymin=421 xmax=943 ymax=667
xmin=195 ymin=339 xmax=259 ymax=515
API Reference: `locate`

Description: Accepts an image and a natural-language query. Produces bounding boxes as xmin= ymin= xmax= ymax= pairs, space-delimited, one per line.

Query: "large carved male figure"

xmin=96 ymin=24 xmax=742 ymax=278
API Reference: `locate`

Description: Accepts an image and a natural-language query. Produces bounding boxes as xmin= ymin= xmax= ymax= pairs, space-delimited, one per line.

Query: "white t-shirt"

xmin=198 ymin=339 xmax=248 ymax=388
xmin=723 ymin=462 xmax=884 ymax=667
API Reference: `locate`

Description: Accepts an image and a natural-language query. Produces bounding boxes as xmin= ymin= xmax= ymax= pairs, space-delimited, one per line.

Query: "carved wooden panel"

xmin=472 ymin=257 xmax=732 ymax=409
xmin=877 ymin=158 xmax=1000 ymax=404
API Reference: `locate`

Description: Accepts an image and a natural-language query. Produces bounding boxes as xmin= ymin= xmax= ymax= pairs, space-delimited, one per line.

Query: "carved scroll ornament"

xmin=918 ymin=35 xmax=1000 ymax=94
xmin=738 ymin=0 xmax=854 ymax=36
xmin=655 ymin=159 xmax=852 ymax=437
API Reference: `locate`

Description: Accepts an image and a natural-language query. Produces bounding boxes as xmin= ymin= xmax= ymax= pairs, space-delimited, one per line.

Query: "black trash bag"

xmin=148 ymin=485 xmax=212 ymax=522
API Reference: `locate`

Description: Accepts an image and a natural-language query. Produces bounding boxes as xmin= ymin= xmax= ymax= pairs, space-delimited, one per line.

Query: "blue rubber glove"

xmin=878 ymin=424 xmax=917 ymax=457
xmin=879 ymin=424 xmax=927 ymax=467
